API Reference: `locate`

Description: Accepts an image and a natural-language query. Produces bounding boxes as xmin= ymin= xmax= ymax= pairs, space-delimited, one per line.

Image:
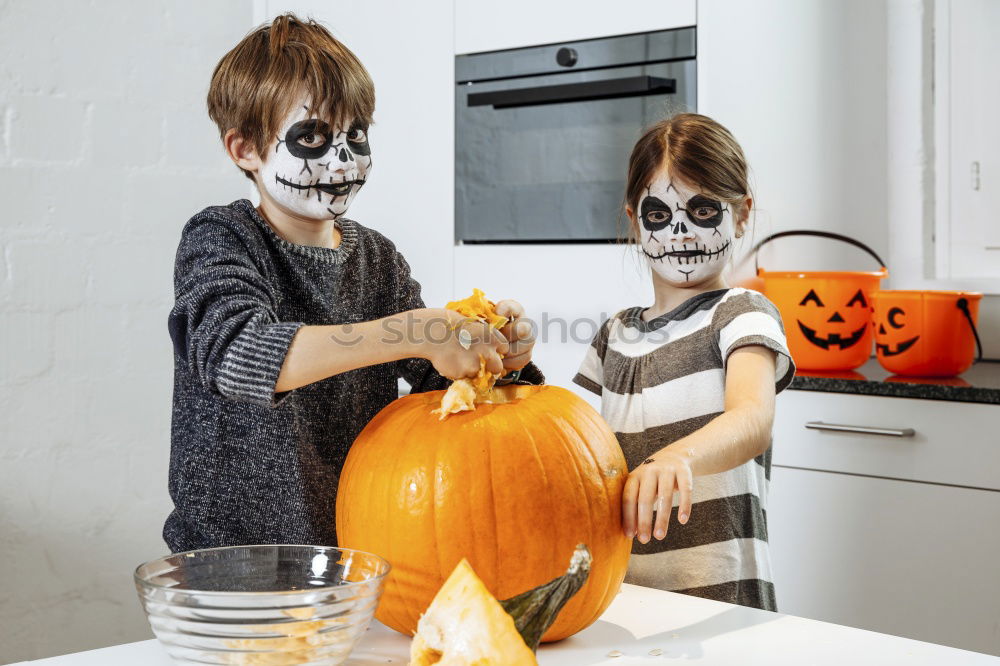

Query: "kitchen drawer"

xmin=773 ymin=390 xmax=1000 ymax=490
xmin=769 ymin=466 xmax=1000 ymax=654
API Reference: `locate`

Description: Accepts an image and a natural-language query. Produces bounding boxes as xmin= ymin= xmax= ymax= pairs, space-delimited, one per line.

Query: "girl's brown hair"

xmin=207 ymin=13 xmax=375 ymax=180
xmin=624 ymin=113 xmax=752 ymax=240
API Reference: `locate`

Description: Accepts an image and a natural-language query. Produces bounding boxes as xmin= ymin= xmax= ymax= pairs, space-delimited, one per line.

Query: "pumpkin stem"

xmin=499 ymin=544 xmax=591 ymax=652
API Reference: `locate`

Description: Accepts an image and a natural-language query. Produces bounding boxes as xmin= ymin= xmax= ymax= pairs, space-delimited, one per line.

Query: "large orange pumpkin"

xmin=335 ymin=384 xmax=630 ymax=642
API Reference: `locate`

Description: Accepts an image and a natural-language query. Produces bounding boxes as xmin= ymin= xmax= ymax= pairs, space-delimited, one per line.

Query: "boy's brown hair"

xmin=207 ymin=13 xmax=375 ymax=180
xmin=624 ymin=113 xmax=752 ymax=240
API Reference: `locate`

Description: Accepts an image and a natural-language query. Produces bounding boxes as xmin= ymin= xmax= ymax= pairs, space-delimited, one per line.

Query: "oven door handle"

xmin=467 ymin=75 xmax=676 ymax=109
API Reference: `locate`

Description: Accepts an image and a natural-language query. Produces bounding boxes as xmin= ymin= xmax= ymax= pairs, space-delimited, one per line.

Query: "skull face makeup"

xmin=258 ymin=100 xmax=372 ymax=220
xmin=637 ymin=174 xmax=734 ymax=286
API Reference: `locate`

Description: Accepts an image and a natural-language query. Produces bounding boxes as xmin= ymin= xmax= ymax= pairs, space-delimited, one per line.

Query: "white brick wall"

xmin=0 ymin=1 xmax=253 ymax=661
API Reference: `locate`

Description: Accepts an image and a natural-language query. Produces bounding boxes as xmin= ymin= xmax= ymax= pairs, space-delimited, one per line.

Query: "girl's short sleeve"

xmin=572 ymin=317 xmax=614 ymax=396
xmin=713 ymin=290 xmax=796 ymax=394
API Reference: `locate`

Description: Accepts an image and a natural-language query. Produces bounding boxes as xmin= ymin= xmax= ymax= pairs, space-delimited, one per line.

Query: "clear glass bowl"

xmin=134 ymin=545 xmax=390 ymax=665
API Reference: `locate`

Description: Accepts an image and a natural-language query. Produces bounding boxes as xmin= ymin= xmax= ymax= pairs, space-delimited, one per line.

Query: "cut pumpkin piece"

xmin=410 ymin=545 xmax=591 ymax=665
xmin=410 ymin=559 xmax=536 ymax=666
xmin=433 ymin=289 xmax=510 ymax=420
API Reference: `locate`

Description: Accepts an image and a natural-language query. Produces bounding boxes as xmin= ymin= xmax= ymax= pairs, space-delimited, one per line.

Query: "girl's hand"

xmin=412 ymin=308 xmax=508 ymax=380
xmin=622 ymin=451 xmax=694 ymax=544
xmin=494 ymin=299 xmax=536 ymax=372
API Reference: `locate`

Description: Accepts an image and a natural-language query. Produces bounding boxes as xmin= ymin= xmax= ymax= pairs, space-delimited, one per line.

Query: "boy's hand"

xmin=494 ymin=300 xmax=536 ymax=373
xmin=622 ymin=451 xmax=694 ymax=544
xmin=411 ymin=308 xmax=508 ymax=380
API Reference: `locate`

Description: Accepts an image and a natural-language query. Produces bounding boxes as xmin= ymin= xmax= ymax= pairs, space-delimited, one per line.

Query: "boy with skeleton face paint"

xmin=574 ymin=114 xmax=796 ymax=611
xmin=259 ymin=103 xmax=372 ymax=220
xmin=163 ymin=14 xmax=542 ymax=553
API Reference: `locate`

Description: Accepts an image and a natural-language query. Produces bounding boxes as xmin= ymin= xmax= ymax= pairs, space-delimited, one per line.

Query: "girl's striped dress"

xmin=574 ymin=288 xmax=794 ymax=611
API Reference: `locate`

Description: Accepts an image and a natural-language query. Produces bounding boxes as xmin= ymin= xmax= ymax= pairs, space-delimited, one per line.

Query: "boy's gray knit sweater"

xmin=164 ymin=199 xmax=541 ymax=553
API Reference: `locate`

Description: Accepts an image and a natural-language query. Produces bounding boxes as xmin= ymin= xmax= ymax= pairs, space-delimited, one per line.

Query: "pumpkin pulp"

xmin=434 ymin=288 xmax=509 ymax=419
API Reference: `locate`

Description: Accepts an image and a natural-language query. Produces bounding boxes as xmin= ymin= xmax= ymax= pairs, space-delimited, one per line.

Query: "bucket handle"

xmin=751 ymin=230 xmax=887 ymax=273
xmin=956 ymin=298 xmax=984 ymax=363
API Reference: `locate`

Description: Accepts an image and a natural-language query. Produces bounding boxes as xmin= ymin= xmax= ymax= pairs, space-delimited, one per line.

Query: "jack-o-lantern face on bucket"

xmin=753 ymin=231 xmax=888 ymax=371
xmin=760 ymin=270 xmax=885 ymax=371
xmin=795 ymin=287 xmax=871 ymax=351
xmin=875 ymin=306 xmax=920 ymax=358
xmin=871 ymin=290 xmax=982 ymax=377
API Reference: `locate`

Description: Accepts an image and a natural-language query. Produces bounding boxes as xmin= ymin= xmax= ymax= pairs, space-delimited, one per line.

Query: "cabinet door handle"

xmin=805 ymin=421 xmax=915 ymax=437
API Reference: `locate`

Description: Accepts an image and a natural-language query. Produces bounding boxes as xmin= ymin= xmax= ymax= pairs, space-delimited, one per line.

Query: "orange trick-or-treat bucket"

xmin=871 ymin=291 xmax=983 ymax=377
xmin=749 ymin=231 xmax=888 ymax=372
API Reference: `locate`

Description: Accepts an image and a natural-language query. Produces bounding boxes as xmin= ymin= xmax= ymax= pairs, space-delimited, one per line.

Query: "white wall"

xmin=0 ymin=1 xmax=253 ymax=662
xmin=699 ymin=0 xmax=889 ymax=274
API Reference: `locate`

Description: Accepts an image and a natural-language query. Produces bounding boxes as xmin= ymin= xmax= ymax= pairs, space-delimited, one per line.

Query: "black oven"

xmin=455 ymin=27 xmax=696 ymax=243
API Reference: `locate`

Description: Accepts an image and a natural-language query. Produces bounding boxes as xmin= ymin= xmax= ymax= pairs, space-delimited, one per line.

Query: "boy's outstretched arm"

xmin=274 ymin=309 xmax=507 ymax=393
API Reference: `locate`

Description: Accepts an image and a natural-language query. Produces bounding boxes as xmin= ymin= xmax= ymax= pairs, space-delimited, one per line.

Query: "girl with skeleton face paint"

xmin=573 ymin=114 xmax=795 ymax=611
xmin=637 ymin=175 xmax=735 ymax=287
xmin=257 ymin=98 xmax=373 ymax=221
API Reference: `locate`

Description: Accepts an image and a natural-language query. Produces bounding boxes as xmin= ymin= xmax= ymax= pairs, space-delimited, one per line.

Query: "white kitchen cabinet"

xmin=768 ymin=389 xmax=1000 ymax=655
xmin=455 ymin=0 xmax=696 ymax=55
xmin=934 ymin=0 xmax=1000 ymax=282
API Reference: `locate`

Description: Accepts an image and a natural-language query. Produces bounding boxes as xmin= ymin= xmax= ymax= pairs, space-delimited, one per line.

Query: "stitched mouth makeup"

xmin=643 ymin=240 xmax=732 ymax=263
xmin=274 ymin=175 xmax=364 ymax=196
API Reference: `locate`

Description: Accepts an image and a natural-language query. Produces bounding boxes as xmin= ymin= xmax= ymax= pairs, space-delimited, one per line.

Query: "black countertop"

xmin=789 ymin=359 xmax=1000 ymax=405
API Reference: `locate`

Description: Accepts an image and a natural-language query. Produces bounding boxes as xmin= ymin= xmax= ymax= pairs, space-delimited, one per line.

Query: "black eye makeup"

xmin=683 ymin=194 xmax=725 ymax=228
xmin=345 ymin=122 xmax=371 ymax=156
xmin=640 ymin=195 xmax=672 ymax=231
xmin=284 ymin=119 xmax=333 ymax=159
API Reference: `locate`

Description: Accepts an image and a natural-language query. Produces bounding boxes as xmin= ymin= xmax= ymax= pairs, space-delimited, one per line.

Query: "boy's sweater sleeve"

xmin=167 ymin=218 xmax=303 ymax=408
xmin=391 ymin=252 xmax=544 ymax=393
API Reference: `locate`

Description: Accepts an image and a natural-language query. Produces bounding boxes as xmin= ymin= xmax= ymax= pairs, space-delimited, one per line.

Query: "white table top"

xmin=14 ymin=584 xmax=999 ymax=665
